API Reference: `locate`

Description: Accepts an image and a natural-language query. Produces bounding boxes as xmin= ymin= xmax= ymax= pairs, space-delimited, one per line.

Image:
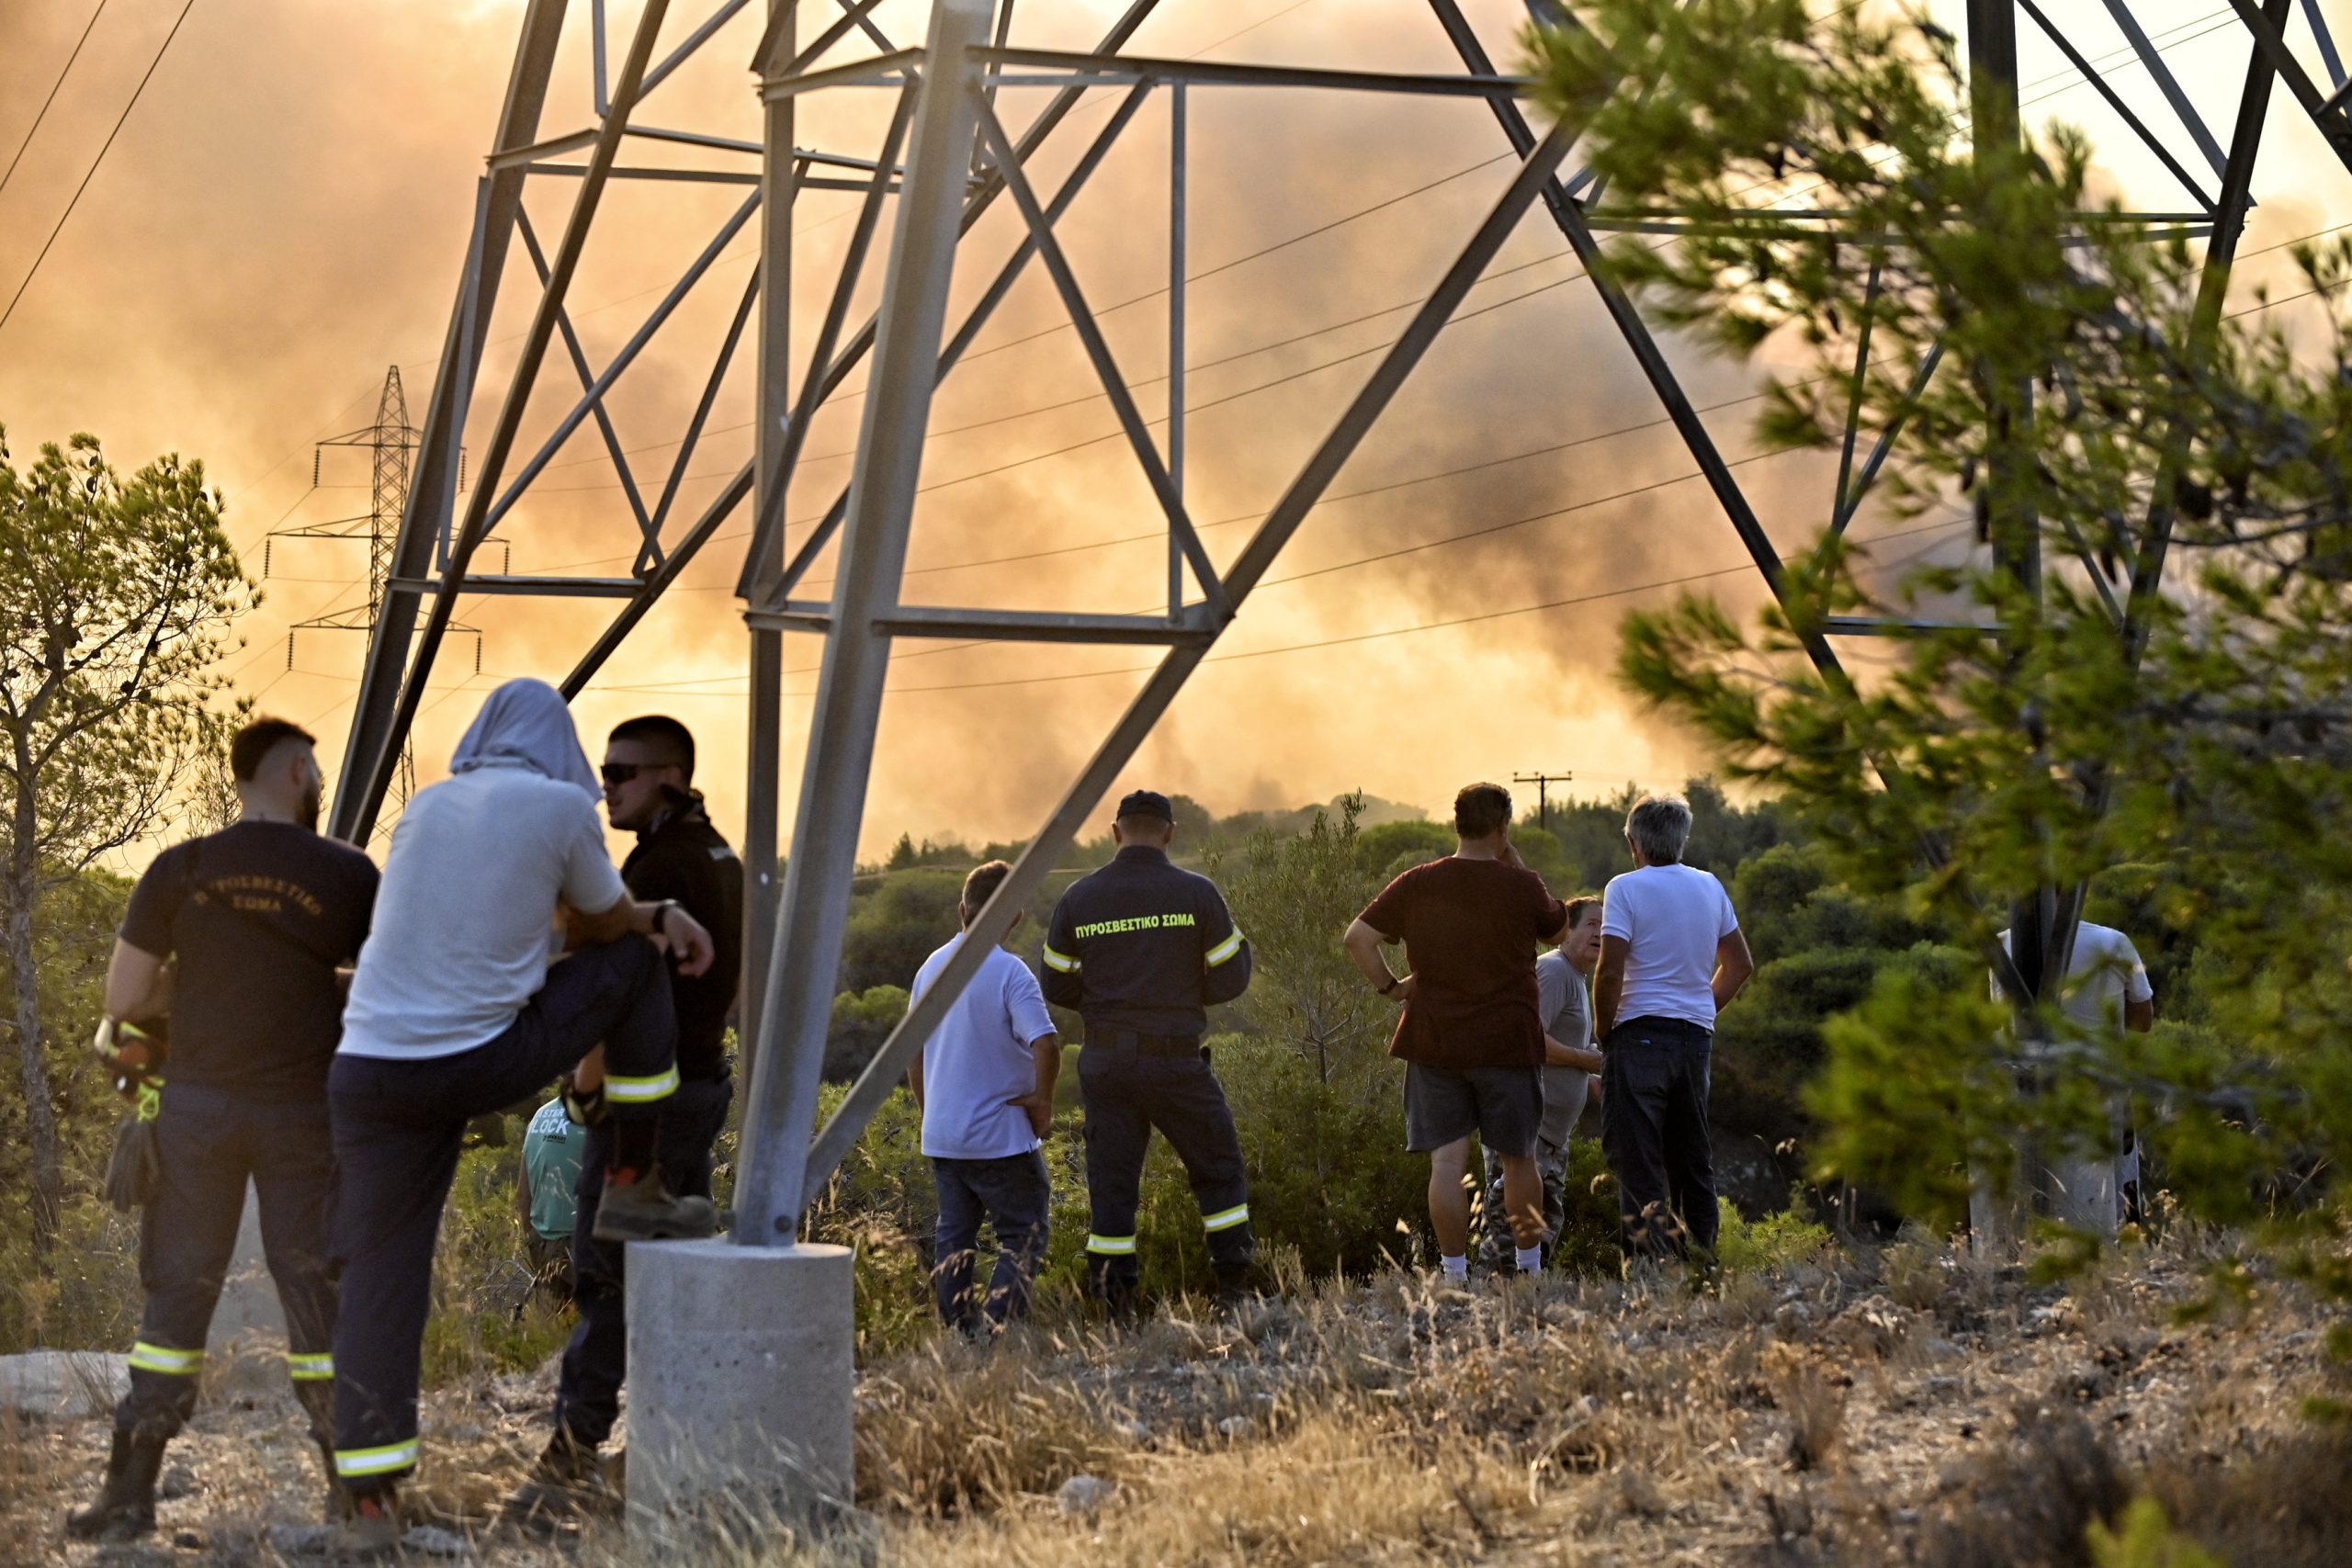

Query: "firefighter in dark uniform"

xmin=512 ymin=715 xmax=742 ymax=1511
xmin=1041 ymin=790 xmax=1254 ymax=1314
xmin=69 ymin=718 xmax=379 ymax=1542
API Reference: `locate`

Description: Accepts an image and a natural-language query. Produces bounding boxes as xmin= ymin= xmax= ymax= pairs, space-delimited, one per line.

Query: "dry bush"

xmin=1763 ymin=1342 xmax=1847 ymax=1472
xmin=0 ymin=1409 xmax=48 ymax=1515
xmin=1879 ymin=1227 xmax=1952 ymax=1313
xmin=2143 ymin=1427 xmax=2352 ymax=1568
xmin=1911 ymin=1405 xmax=2127 ymax=1568
xmin=876 ymin=1412 xmax=1527 ymax=1568
xmin=854 ymin=1336 xmax=1139 ymax=1513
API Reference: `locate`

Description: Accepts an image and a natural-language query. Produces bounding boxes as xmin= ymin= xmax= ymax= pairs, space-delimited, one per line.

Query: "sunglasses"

xmin=600 ymin=762 xmax=670 ymax=785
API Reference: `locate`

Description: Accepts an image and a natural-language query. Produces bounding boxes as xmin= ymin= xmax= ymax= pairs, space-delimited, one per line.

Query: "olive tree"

xmin=0 ymin=430 xmax=251 ymax=1256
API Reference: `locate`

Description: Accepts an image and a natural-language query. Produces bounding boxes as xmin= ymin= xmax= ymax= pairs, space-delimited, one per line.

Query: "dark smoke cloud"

xmin=1 ymin=0 xmax=2335 ymax=862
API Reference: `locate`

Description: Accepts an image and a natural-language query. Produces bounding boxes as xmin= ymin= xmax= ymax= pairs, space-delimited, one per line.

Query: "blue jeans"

xmin=1599 ymin=1016 xmax=1718 ymax=1259
xmin=931 ymin=1151 xmax=1050 ymax=1332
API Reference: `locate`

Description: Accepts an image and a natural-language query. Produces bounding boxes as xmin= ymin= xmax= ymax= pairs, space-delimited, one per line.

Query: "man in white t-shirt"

xmin=1593 ymin=794 xmax=1753 ymax=1261
xmin=907 ymin=860 xmax=1061 ymax=1334
xmin=1989 ymin=920 xmax=2155 ymax=1235
xmin=322 ymin=681 xmax=718 ymax=1546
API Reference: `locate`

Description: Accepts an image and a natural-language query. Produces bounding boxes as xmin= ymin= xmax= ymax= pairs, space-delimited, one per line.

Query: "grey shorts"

xmin=1404 ymin=1063 xmax=1543 ymax=1156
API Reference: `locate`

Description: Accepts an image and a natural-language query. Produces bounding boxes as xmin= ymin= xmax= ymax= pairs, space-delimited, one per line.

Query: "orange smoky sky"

xmin=2 ymin=0 xmax=2347 ymax=871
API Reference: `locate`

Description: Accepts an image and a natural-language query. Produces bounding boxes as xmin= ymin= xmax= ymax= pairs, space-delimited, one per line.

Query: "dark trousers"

xmin=1600 ymin=1016 xmax=1719 ymax=1259
xmin=327 ymin=936 xmax=677 ymax=1493
xmin=1078 ymin=1043 xmax=1253 ymax=1294
xmin=118 ymin=1085 xmax=339 ymax=1446
xmin=552 ymin=1074 xmax=731 ymax=1448
xmin=930 ymin=1151 xmax=1050 ymax=1333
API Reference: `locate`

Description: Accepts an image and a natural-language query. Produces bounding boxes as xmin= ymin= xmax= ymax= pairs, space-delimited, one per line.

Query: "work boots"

xmin=333 ymin=1486 xmax=402 ymax=1555
xmin=293 ymin=1379 xmax=353 ymax=1522
xmin=1086 ymin=1272 xmax=1140 ymax=1329
xmin=591 ymin=1163 xmax=717 ymax=1242
xmin=64 ymin=1429 xmax=165 ymax=1542
xmin=500 ymin=1431 xmax=607 ymax=1530
xmin=1214 ymin=1262 xmax=1265 ymax=1313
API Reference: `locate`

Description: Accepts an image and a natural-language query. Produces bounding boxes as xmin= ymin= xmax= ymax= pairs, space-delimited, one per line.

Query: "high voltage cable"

xmin=225 ymin=0 xmax=2293 ymax=682
xmin=492 ymin=200 xmax=2352 ymax=701
xmin=220 ymin=0 xmax=1339 ymax=542
xmin=0 ymin=0 xmax=113 ymax=202
xmin=0 ymin=0 xmax=196 ymax=344
xmin=517 ymin=2 xmax=2256 ymax=502
xmin=577 ymin=514 xmax=1972 ymax=700
xmin=580 ymin=252 xmax=2352 ymax=703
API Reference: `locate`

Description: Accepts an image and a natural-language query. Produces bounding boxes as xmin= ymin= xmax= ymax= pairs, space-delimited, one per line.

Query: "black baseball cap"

xmin=1116 ymin=789 xmax=1173 ymax=823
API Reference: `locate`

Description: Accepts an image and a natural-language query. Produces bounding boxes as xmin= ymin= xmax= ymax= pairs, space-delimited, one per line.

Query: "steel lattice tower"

xmin=323 ymin=0 xmax=2352 ymax=1250
xmin=271 ymin=365 xmax=478 ymax=814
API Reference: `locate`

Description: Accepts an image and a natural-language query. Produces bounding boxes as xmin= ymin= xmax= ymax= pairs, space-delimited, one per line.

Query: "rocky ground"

xmin=5 ymin=1229 xmax=2346 ymax=1567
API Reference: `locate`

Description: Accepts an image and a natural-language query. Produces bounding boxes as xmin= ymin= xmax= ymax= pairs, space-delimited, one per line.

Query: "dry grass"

xmin=9 ymin=1229 xmax=2351 ymax=1567
xmin=854 ymin=1332 xmax=1143 ymax=1513
xmin=0 ymin=1408 xmax=49 ymax=1517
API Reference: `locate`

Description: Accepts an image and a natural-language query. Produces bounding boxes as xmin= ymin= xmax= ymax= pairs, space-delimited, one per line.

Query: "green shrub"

xmin=2086 ymin=1497 xmax=2226 ymax=1568
xmin=422 ymin=1121 xmax=571 ymax=1386
xmin=838 ymin=872 xmax=963 ymax=995
xmin=1550 ymin=1135 xmax=1623 ymax=1276
xmin=1715 ymin=1200 xmax=1833 ymax=1275
xmin=827 ymin=984 xmax=910 ymax=1082
xmin=0 ymin=1191 xmax=139 ymax=1354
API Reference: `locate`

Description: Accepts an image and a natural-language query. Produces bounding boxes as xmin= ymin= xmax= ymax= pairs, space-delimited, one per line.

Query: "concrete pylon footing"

xmin=624 ymin=1238 xmax=855 ymax=1538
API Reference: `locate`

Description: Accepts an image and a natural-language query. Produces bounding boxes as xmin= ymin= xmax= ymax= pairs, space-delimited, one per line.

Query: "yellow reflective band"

xmin=1202 ymin=1203 xmax=1250 ymax=1233
xmin=335 ymin=1440 xmax=421 ymax=1478
xmin=1085 ymin=1234 xmax=1137 ymax=1256
xmin=1205 ymin=929 xmax=1244 ymax=967
xmin=129 ymin=1342 xmax=204 ymax=1376
xmin=1041 ymin=945 xmax=1080 ymax=974
xmin=604 ymin=1066 xmax=680 ymax=1104
xmin=287 ymin=1353 xmax=334 ymax=1382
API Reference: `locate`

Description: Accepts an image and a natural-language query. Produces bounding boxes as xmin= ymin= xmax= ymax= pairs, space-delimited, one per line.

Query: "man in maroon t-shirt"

xmin=1343 ymin=783 xmax=1576 ymax=1280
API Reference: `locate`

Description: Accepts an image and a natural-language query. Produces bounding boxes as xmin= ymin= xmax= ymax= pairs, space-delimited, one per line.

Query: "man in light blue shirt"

xmin=906 ymin=860 xmax=1060 ymax=1334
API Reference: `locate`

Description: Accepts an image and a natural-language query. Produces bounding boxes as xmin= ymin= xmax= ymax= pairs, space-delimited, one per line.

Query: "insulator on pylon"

xmin=474 ymin=637 xmax=483 ymax=675
xmin=457 ymin=452 xmax=467 ymax=494
xmin=263 ymin=538 xmax=272 ymax=578
xmin=286 ymin=632 xmax=295 ymax=671
xmin=312 ymin=450 xmax=321 ymax=488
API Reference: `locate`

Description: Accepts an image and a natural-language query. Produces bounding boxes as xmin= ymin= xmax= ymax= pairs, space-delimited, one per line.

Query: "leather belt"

xmin=1087 ymin=1029 xmax=1201 ymax=1057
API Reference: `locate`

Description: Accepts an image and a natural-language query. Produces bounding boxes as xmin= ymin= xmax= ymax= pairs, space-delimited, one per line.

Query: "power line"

xmin=224 ymin=0 xmax=2308 ymax=711
xmin=567 ymin=208 xmax=2352 ymax=592
xmin=519 ymin=7 xmax=2286 ymax=514
xmin=577 ymin=515 xmax=1970 ymax=700
xmin=0 ymin=0 xmax=197 ymax=343
xmin=0 ymin=0 xmax=113 ymax=203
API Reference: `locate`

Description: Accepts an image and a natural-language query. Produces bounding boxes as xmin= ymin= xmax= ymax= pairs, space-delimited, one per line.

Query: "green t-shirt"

xmin=522 ymin=1098 xmax=584 ymax=1241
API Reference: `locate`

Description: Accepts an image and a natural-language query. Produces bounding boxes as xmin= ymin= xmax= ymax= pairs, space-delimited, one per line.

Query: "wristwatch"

xmin=1379 ymin=973 xmax=1403 ymax=996
xmin=653 ymin=899 xmax=682 ymax=937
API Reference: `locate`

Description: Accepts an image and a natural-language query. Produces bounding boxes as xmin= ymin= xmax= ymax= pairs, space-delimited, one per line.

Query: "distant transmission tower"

xmin=266 ymin=366 xmax=486 ymax=815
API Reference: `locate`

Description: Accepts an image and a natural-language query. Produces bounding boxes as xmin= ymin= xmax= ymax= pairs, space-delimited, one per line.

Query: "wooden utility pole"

xmin=1513 ymin=771 xmax=1573 ymax=831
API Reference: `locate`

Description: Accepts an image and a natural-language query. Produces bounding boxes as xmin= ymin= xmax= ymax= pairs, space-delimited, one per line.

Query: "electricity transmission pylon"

xmin=322 ymin=0 xmax=2352 ymax=1257
xmin=268 ymin=365 xmax=481 ymax=816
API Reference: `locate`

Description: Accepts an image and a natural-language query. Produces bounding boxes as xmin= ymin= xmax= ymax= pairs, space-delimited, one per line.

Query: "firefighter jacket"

xmin=1040 ymin=844 xmax=1250 ymax=1038
xmin=620 ymin=793 xmax=743 ymax=1083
